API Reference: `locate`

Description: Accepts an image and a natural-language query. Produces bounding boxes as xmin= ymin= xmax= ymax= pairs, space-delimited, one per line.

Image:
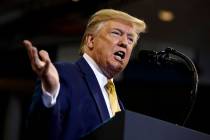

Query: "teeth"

xmin=114 ymin=51 xmax=125 ymax=59
xmin=118 ymin=52 xmax=123 ymax=56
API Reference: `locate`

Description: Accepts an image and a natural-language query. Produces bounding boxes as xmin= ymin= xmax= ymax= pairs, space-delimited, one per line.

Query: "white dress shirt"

xmin=42 ymin=53 xmax=114 ymax=117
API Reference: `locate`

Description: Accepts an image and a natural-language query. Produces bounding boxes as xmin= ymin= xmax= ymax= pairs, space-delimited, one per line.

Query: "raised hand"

xmin=23 ymin=40 xmax=59 ymax=95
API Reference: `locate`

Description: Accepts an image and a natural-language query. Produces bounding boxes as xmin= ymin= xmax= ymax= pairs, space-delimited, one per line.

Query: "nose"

xmin=118 ymin=34 xmax=128 ymax=48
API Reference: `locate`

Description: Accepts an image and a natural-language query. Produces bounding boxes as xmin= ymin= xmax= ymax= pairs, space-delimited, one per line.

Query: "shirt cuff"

xmin=41 ymin=83 xmax=60 ymax=108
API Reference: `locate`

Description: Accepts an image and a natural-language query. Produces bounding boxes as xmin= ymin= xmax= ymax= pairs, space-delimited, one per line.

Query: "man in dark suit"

xmin=23 ymin=9 xmax=146 ymax=140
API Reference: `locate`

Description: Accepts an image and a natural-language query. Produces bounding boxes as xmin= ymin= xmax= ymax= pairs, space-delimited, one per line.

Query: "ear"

xmin=85 ymin=34 xmax=94 ymax=49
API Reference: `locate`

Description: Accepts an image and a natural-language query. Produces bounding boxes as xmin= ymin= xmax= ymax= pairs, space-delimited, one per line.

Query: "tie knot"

xmin=105 ymin=80 xmax=115 ymax=94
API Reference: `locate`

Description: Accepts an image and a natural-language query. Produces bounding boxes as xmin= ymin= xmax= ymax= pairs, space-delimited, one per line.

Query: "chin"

xmin=112 ymin=65 xmax=124 ymax=74
xmin=107 ymin=60 xmax=124 ymax=71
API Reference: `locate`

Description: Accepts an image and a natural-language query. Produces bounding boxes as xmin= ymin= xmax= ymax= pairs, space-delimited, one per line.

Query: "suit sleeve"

xmin=24 ymin=75 xmax=71 ymax=140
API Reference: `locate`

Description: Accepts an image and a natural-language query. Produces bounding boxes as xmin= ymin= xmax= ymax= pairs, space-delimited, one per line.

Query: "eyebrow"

xmin=112 ymin=28 xmax=135 ymax=38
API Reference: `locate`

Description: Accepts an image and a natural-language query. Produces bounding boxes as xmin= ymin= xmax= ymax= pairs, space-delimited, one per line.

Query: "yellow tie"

xmin=105 ymin=80 xmax=121 ymax=116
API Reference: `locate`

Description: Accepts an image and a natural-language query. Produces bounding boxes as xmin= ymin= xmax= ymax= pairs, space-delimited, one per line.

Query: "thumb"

xmin=39 ymin=50 xmax=51 ymax=63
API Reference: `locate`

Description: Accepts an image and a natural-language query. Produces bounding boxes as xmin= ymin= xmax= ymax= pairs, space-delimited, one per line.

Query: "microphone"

xmin=137 ymin=49 xmax=158 ymax=65
xmin=138 ymin=48 xmax=181 ymax=65
xmin=138 ymin=47 xmax=199 ymax=126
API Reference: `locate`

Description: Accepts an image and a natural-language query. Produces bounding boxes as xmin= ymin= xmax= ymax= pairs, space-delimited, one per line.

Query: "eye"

xmin=111 ymin=30 xmax=121 ymax=37
xmin=128 ymin=36 xmax=134 ymax=44
xmin=128 ymin=37 xmax=133 ymax=43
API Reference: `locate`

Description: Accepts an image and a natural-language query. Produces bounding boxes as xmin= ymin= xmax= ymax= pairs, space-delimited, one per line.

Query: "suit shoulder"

xmin=54 ymin=61 xmax=74 ymax=69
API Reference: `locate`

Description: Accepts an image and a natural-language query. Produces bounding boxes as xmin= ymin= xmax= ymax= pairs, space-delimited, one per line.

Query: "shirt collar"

xmin=83 ymin=53 xmax=112 ymax=87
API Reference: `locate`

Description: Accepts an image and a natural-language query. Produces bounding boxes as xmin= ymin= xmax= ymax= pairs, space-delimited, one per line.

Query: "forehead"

xmin=102 ymin=20 xmax=136 ymax=33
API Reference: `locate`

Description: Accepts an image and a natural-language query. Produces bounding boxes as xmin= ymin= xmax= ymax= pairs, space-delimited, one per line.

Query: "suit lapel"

xmin=76 ymin=57 xmax=110 ymax=122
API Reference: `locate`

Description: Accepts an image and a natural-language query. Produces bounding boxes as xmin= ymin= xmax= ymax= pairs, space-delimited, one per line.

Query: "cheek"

xmin=125 ymin=49 xmax=132 ymax=59
xmin=96 ymin=38 xmax=113 ymax=53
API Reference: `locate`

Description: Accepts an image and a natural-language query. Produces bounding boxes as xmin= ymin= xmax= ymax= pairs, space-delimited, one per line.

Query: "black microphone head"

xmin=138 ymin=50 xmax=157 ymax=65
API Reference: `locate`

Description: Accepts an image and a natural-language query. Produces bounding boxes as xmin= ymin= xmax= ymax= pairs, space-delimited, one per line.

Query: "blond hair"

xmin=80 ymin=9 xmax=146 ymax=54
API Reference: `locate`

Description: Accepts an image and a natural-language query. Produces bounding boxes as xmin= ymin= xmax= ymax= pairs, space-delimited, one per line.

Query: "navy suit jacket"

xmin=25 ymin=57 xmax=124 ymax=140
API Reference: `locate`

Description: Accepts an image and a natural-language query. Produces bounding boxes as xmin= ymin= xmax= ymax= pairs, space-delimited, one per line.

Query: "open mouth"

xmin=114 ymin=51 xmax=125 ymax=60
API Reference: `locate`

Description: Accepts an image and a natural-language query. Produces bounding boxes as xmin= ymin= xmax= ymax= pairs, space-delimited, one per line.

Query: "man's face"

xmin=87 ymin=20 xmax=137 ymax=78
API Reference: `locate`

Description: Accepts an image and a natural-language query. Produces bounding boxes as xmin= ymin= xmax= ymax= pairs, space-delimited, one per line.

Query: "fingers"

xmin=23 ymin=40 xmax=34 ymax=60
xmin=23 ymin=40 xmax=32 ymax=49
xmin=32 ymin=48 xmax=45 ymax=69
xmin=23 ymin=40 xmax=49 ymax=71
xmin=23 ymin=40 xmax=41 ymax=67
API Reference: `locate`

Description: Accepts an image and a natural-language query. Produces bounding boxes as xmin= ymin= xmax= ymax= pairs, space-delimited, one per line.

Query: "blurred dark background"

xmin=0 ymin=0 xmax=210 ymax=140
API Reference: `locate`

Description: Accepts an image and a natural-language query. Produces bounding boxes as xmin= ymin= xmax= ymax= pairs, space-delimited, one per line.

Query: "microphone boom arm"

xmin=157 ymin=47 xmax=199 ymax=126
